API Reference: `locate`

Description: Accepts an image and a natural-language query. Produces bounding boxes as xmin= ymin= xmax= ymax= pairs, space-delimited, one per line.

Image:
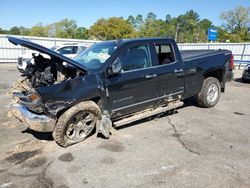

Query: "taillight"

xmin=229 ymin=54 xmax=234 ymax=70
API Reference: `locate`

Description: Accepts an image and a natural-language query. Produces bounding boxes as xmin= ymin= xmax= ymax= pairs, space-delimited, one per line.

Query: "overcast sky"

xmin=0 ymin=0 xmax=249 ymax=29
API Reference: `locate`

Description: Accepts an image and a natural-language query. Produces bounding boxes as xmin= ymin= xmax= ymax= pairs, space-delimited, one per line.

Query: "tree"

xmin=165 ymin=14 xmax=171 ymax=23
xmin=30 ymin=23 xmax=48 ymax=37
xmin=89 ymin=17 xmax=136 ymax=40
xmin=19 ymin=26 xmax=31 ymax=36
xmin=147 ymin=12 xmax=157 ymax=20
xmin=75 ymin=27 xmax=89 ymax=39
xmin=135 ymin=15 xmax=143 ymax=28
xmin=174 ymin=10 xmax=200 ymax=42
xmin=220 ymin=6 xmax=250 ymax=32
xmin=56 ymin=19 xmax=78 ymax=38
xmin=9 ymin=26 xmax=21 ymax=35
xmin=127 ymin=15 xmax=136 ymax=28
xmin=197 ymin=19 xmax=213 ymax=42
xmin=220 ymin=6 xmax=250 ymax=41
xmin=127 ymin=14 xmax=143 ymax=31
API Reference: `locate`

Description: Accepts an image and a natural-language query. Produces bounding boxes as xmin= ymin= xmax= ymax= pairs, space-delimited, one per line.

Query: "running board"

xmin=113 ymin=101 xmax=184 ymax=127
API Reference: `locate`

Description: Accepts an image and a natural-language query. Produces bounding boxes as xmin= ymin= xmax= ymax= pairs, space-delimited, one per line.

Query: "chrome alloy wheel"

xmin=206 ymin=83 xmax=219 ymax=103
xmin=66 ymin=111 xmax=97 ymax=141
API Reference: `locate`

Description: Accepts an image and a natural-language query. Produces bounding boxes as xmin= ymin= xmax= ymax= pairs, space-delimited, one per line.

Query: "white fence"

xmin=178 ymin=43 xmax=250 ymax=66
xmin=0 ymin=34 xmax=250 ymax=66
xmin=0 ymin=34 xmax=99 ymax=63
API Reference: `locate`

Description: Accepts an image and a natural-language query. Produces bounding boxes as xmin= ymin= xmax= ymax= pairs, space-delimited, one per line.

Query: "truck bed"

xmin=180 ymin=50 xmax=227 ymax=61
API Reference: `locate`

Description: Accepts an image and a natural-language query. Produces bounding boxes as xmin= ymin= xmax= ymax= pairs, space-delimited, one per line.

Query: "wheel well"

xmin=204 ymin=69 xmax=225 ymax=92
xmin=90 ymin=97 xmax=101 ymax=104
xmin=55 ymin=97 xmax=101 ymax=118
xmin=204 ymin=69 xmax=224 ymax=82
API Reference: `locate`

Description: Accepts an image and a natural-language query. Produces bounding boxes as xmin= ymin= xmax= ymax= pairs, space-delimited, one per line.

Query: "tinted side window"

xmin=154 ymin=44 xmax=175 ymax=65
xmin=119 ymin=45 xmax=152 ymax=72
xmin=57 ymin=46 xmax=73 ymax=54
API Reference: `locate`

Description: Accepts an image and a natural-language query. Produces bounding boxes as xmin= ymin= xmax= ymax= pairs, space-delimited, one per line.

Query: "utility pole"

xmin=175 ymin=23 xmax=180 ymax=42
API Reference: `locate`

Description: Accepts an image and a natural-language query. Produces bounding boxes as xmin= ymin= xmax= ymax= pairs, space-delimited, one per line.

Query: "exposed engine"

xmin=21 ymin=53 xmax=77 ymax=88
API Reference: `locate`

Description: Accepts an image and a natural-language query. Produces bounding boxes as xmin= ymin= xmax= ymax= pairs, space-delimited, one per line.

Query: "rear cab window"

xmin=153 ymin=43 xmax=175 ymax=66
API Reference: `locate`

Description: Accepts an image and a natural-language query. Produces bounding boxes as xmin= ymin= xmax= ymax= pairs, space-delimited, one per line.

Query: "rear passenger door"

xmin=151 ymin=42 xmax=185 ymax=103
xmin=107 ymin=43 xmax=159 ymax=118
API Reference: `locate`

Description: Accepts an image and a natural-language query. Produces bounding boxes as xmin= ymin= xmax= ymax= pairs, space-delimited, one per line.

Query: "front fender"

xmin=37 ymin=74 xmax=106 ymax=117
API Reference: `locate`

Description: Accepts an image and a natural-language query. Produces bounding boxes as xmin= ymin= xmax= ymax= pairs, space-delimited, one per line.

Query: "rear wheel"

xmin=53 ymin=101 xmax=101 ymax=147
xmin=196 ymin=77 xmax=221 ymax=108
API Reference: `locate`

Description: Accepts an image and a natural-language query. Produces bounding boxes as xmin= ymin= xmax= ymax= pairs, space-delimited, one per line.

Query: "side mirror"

xmin=109 ymin=58 xmax=122 ymax=75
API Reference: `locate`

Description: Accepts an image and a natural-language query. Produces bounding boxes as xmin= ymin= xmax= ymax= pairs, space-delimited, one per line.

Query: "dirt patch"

xmin=97 ymin=141 xmax=125 ymax=152
xmin=67 ymin=165 xmax=81 ymax=173
xmin=29 ymin=162 xmax=54 ymax=188
xmin=24 ymin=157 xmax=47 ymax=168
xmin=0 ymin=169 xmax=7 ymax=174
xmin=0 ymin=83 xmax=8 ymax=90
xmin=5 ymin=149 xmax=41 ymax=165
xmin=234 ymin=112 xmax=245 ymax=116
xmin=56 ymin=185 xmax=70 ymax=188
xmin=58 ymin=153 xmax=74 ymax=162
xmin=100 ymin=157 xmax=116 ymax=165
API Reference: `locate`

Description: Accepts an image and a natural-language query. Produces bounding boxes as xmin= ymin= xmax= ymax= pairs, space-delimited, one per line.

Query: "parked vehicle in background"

xmin=8 ymin=36 xmax=234 ymax=147
xmin=50 ymin=44 xmax=88 ymax=58
xmin=242 ymin=64 xmax=250 ymax=82
xmin=17 ymin=43 xmax=89 ymax=72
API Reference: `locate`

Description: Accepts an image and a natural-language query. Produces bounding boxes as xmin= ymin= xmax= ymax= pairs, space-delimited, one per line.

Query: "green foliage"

xmin=10 ymin=26 xmax=21 ymax=35
xmin=88 ymin=17 xmax=136 ymax=40
xmin=75 ymin=27 xmax=89 ymax=39
xmin=0 ymin=6 xmax=249 ymax=42
xmin=56 ymin=19 xmax=77 ymax=38
xmin=219 ymin=6 xmax=250 ymax=42
xmin=30 ymin=23 xmax=48 ymax=37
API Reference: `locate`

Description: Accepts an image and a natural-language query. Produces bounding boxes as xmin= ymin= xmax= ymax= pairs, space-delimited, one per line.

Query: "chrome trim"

xmin=11 ymin=103 xmax=56 ymax=132
xmin=112 ymin=90 xmax=183 ymax=112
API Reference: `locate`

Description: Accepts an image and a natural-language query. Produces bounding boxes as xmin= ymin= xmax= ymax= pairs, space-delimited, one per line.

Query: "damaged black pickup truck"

xmin=8 ymin=36 xmax=234 ymax=147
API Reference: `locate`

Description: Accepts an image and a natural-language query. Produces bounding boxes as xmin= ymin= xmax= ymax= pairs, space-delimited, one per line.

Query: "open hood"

xmin=8 ymin=36 xmax=87 ymax=72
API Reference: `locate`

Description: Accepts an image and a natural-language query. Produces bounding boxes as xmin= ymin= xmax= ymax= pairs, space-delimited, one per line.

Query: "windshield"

xmin=74 ymin=41 xmax=117 ymax=71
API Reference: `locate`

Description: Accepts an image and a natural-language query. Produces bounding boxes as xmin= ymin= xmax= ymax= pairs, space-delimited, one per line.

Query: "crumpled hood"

xmin=8 ymin=36 xmax=87 ymax=73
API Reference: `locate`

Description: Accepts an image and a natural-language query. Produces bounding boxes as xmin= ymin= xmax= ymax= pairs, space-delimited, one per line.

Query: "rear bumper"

xmin=11 ymin=103 xmax=56 ymax=132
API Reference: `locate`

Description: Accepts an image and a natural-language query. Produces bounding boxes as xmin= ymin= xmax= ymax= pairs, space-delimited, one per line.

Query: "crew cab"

xmin=8 ymin=36 xmax=234 ymax=147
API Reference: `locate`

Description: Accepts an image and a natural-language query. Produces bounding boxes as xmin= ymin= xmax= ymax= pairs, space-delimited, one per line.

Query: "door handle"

xmin=145 ymin=74 xmax=157 ymax=79
xmin=174 ymin=69 xmax=184 ymax=73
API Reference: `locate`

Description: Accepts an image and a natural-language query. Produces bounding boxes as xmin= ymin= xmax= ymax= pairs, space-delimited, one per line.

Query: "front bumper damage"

xmin=11 ymin=103 xmax=56 ymax=132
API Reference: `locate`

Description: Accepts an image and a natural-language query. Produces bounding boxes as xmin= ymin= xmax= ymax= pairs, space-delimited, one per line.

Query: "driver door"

xmin=106 ymin=43 xmax=159 ymax=118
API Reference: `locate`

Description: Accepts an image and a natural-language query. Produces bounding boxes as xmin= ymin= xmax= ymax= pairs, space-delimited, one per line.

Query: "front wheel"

xmin=53 ymin=101 xmax=101 ymax=147
xmin=196 ymin=77 xmax=221 ymax=108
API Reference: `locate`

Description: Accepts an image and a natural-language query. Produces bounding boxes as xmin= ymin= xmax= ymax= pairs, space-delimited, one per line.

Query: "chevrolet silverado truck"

xmin=8 ymin=36 xmax=234 ymax=147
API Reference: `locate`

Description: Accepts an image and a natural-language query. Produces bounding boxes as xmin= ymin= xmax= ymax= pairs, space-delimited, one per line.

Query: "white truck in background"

xmin=17 ymin=43 xmax=89 ymax=72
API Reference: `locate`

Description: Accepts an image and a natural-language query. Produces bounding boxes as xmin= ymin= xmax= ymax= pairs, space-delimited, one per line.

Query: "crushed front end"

xmin=8 ymin=36 xmax=88 ymax=132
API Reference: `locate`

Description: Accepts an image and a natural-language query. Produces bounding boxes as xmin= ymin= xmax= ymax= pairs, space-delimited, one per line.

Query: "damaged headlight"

xmin=13 ymin=91 xmax=43 ymax=113
xmin=13 ymin=91 xmax=41 ymax=105
xmin=27 ymin=92 xmax=41 ymax=102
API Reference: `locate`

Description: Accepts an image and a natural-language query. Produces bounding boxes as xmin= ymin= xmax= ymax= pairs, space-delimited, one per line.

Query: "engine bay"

xmin=20 ymin=53 xmax=82 ymax=89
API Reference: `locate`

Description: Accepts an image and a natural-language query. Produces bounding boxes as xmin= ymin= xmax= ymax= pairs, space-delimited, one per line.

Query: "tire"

xmin=196 ymin=77 xmax=221 ymax=108
xmin=242 ymin=77 xmax=247 ymax=83
xmin=53 ymin=101 xmax=101 ymax=147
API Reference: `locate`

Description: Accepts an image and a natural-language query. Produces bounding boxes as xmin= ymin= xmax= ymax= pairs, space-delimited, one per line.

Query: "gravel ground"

xmin=0 ymin=64 xmax=249 ymax=188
